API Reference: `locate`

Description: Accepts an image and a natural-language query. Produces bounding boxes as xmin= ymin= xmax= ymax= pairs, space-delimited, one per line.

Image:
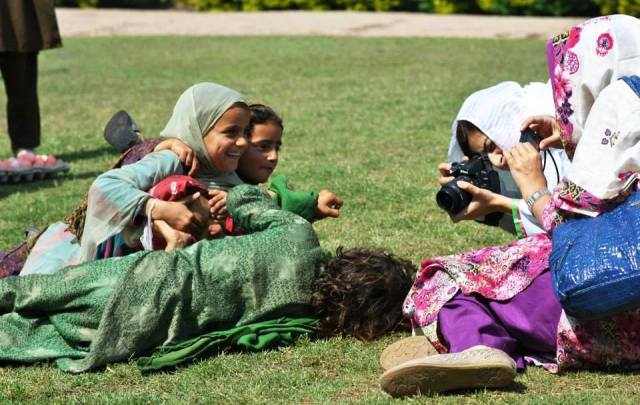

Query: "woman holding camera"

xmin=438 ymin=81 xmax=570 ymax=238
xmin=381 ymin=15 xmax=640 ymax=398
xmin=381 ymin=82 xmax=568 ymax=397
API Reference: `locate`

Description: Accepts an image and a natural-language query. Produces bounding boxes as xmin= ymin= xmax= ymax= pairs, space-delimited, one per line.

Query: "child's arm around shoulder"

xmin=91 ymin=150 xmax=184 ymax=206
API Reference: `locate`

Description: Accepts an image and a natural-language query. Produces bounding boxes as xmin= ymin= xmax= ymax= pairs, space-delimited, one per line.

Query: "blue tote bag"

xmin=550 ymin=76 xmax=640 ymax=321
xmin=550 ymin=188 xmax=640 ymax=321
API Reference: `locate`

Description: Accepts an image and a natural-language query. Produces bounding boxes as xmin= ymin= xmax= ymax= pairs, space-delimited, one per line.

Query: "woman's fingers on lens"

xmin=521 ymin=115 xmax=546 ymax=131
xmin=438 ymin=176 xmax=454 ymax=185
xmin=438 ymin=162 xmax=451 ymax=176
xmin=456 ymin=180 xmax=479 ymax=195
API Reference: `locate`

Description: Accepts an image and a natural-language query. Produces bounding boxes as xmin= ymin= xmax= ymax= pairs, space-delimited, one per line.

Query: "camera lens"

xmin=436 ymin=179 xmax=472 ymax=214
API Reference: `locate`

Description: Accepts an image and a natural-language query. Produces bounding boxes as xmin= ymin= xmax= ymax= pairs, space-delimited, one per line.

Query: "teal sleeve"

xmin=268 ymin=175 xmax=319 ymax=222
xmin=92 ymin=150 xmax=185 ymax=210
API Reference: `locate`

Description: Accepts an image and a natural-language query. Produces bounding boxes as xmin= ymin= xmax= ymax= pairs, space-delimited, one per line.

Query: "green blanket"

xmin=0 ymin=185 xmax=326 ymax=373
xmin=137 ymin=317 xmax=317 ymax=372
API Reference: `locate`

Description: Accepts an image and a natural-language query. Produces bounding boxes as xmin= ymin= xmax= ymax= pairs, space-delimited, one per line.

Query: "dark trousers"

xmin=0 ymin=52 xmax=40 ymax=153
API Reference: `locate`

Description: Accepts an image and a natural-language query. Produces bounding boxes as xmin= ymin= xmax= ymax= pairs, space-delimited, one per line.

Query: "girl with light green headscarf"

xmin=78 ymin=82 xmax=251 ymax=263
xmin=159 ymin=82 xmax=248 ymax=189
xmin=19 ymin=83 xmax=251 ymax=275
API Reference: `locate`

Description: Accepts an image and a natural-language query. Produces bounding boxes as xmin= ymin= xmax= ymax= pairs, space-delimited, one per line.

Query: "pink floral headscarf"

xmin=546 ymin=15 xmax=640 ymax=159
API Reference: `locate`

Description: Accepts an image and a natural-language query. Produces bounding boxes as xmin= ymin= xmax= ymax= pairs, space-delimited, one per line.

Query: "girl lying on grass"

xmin=0 ymin=185 xmax=414 ymax=373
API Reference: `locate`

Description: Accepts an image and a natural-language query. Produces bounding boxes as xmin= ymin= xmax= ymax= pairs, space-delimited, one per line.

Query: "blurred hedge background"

xmin=53 ymin=0 xmax=640 ymax=14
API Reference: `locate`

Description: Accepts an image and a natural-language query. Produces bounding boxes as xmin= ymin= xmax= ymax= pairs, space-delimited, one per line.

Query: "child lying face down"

xmin=0 ymin=185 xmax=416 ymax=373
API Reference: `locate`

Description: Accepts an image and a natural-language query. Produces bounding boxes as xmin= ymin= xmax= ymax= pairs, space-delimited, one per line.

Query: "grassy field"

xmin=0 ymin=36 xmax=638 ymax=403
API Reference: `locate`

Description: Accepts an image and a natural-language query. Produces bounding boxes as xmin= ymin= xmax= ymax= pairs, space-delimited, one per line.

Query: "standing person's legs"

xmin=0 ymin=52 xmax=40 ymax=154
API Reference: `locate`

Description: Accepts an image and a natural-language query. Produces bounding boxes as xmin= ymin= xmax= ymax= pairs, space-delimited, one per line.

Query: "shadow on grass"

xmin=0 ymin=170 xmax=102 ymax=199
xmin=439 ymin=380 xmax=528 ymax=397
xmin=56 ymin=146 xmax=117 ymax=163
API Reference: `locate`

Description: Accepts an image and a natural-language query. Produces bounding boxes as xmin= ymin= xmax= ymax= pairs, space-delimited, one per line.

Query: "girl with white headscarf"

xmin=442 ymin=81 xmax=570 ymax=238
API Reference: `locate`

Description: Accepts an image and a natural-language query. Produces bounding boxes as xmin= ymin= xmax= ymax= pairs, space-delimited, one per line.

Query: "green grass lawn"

xmin=0 ymin=36 xmax=638 ymax=403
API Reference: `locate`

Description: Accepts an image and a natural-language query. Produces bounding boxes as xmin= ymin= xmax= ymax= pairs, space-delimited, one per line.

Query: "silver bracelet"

xmin=525 ymin=188 xmax=551 ymax=212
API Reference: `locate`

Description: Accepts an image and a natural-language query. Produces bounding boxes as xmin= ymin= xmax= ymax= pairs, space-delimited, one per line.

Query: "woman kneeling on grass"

xmin=0 ymin=184 xmax=415 ymax=372
xmin=379 ymin=14 xmax=640 ymax=398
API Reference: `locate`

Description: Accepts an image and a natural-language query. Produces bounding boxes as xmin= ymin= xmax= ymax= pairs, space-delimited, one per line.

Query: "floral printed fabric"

xmin=403 ymin=233 xmax=551 ymax=345
xmin=0 ymin=242 xmax=29 ymax=278
xmin=556 ymin=310 xmax=640 ymax=372
xmin=405 ymin=226 xmax=640 ymax=372
xmin=543 ymin=15 xmax=640 ymax=228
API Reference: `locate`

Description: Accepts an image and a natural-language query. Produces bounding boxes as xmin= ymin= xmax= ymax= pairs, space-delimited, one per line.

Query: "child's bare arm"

xmin=152 ymin=219 xmax=195 ymax=251
xmin=154 ymin=138 xmax=200 ymax=176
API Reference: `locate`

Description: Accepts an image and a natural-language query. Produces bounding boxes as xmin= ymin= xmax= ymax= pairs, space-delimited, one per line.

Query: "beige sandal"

xmin=379 ymin=336 xmax=438 ymax=371
xmin=380 ymin=345 xmax=516 ymax=397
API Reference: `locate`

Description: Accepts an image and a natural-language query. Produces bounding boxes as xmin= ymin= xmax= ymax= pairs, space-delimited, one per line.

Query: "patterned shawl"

xmin=545 ymin=15 xmax=640 ymax=215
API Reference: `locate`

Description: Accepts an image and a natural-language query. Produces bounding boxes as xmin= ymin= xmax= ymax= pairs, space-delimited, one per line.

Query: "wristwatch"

xmin=526 ymin=188 xmax=551 ymax=211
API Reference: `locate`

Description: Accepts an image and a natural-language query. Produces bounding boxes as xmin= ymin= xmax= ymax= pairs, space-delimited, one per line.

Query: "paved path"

xmin=56 ymin=8 xmax=583 ymax=39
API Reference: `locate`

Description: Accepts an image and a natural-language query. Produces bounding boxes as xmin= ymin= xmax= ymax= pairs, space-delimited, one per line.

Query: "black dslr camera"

xmin=436 ymin=155 xmax=500 ymax=215
xmin=519 ymin=128 xmax=541 ymax=150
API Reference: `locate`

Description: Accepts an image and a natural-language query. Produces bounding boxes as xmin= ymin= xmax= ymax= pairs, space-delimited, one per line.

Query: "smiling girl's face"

xmin=203 ymin=104 xmax=251 ymax=172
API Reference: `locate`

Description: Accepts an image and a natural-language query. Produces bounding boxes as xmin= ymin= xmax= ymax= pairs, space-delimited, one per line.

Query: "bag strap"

xmin=621 ymin=75 xmax=640 ymax=98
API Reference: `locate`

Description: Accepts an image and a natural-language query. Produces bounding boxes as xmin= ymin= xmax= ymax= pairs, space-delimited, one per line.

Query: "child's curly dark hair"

xmin=311 ymin=247 xmax=417 ymax=341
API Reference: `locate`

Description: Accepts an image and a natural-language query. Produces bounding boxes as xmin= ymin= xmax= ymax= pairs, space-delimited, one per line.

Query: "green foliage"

xmin=53 ymin=0 xmax=80 ymax=6
xmin=54 ymin=0 xmax=640 ymax=14
xmin=596 ymin=0 xmax=640 ymax=15
xmin=476 ymin=0 xmax=600 ymax=16
xmin=54 ymin=0 xmax=172 ymax=7
xmin=174 ymin=0 xmax=241 ymax=9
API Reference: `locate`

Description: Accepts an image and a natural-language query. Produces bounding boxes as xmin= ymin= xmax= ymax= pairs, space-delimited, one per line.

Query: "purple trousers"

xmin=438 ymin=270 xmax=562 ymax=370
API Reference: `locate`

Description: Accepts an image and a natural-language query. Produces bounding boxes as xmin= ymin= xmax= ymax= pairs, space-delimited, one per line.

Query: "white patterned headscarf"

xmin=546 ymin=14 xmax=640 ymax=201
xmin=448 ymin=81 xmax=555 ymax=162
xmin=547 ymin=14 xmax=640 ymax=158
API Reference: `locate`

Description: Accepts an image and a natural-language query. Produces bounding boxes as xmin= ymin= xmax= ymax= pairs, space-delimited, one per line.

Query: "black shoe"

xmin=104 ymin=110 xmax=142 ymax=152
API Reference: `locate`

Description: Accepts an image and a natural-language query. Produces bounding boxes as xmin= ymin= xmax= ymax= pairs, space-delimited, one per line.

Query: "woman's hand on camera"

xmin=438 ymin=162 xmax=454 ymax=185
xmin=450 ymin=182 xmax=511 ymax=223
xmin=504 ymin=143 xmax=547 ymax=198
xmin=521 ymin=115 xmax=563 ymax=150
